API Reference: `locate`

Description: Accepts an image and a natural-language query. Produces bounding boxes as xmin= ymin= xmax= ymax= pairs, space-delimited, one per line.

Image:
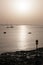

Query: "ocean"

xmin=0 ymin=25 xmax=43 ymax=53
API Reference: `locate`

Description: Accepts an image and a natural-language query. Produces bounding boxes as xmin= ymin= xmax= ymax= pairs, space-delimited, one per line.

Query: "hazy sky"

xmin=0 ymin=0 xmax=43 ymax=25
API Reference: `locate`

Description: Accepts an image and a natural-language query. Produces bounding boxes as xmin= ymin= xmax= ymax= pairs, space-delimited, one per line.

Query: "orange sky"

xmin=0 ymin=0 xmax=43 ymax=25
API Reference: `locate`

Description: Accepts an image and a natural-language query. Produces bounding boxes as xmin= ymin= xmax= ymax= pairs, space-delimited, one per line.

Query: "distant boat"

xmin=6 ymin=25 xmax=14 ymax=28
xmin=10 ymin=25 xmax=14 ymax=28
xmin=3 ymin=32 xmax=6 ymax=34
xmin=28 ymin=32 xmax=32 ymax=34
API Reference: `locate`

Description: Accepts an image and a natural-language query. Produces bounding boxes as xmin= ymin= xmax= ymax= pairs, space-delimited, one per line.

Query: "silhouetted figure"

xmin=36 ymin=40 xmax=38 ymax=49
xmin=35 ymin=40 xmax=42 ymax=65
xmin=36 ymin=40 xmax=39 ymax=56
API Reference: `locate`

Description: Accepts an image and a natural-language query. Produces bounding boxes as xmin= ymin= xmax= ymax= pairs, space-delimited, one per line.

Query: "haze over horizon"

xmin=0 ymin=0 xmax=43 ymax=25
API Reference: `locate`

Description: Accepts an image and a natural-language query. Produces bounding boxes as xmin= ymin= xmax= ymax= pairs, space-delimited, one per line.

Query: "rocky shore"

xmin=0 ymin=48 xmax=43 ymax=65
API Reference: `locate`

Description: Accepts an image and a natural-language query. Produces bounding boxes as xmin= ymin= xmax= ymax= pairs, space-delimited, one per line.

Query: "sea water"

xmin=0 ymin=25 xmax=43 ymax=53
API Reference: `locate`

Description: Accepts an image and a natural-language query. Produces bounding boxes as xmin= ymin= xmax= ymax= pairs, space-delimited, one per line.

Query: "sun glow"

xmin=15 ymin=1 xmax=28 ymax=13
xmin=9 ymin=0 xmax=33 ymax=14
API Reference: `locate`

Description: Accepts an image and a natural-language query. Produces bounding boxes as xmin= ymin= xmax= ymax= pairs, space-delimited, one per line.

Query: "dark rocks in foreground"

xmin=0 ymin=47 xmax=43 ymax=65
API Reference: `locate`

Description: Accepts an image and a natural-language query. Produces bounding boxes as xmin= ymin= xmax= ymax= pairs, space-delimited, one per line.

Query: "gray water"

xmin=0 ymin=25 xmax=43 ymax=53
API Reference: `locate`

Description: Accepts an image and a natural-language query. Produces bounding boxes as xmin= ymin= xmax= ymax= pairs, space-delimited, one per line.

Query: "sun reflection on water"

xmin=18 ymin=25 xmax=27 ymax=50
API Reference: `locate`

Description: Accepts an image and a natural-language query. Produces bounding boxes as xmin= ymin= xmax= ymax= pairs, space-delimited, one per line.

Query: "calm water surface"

xmin=0 ymin=25 xmax=43 ymax=53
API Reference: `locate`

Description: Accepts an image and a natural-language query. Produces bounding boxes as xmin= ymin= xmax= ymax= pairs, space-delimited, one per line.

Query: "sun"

xmin=16 ymin=1 xmax=28 ymax=13
xmin=9 ymin=0 xmax=33 ymax=14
